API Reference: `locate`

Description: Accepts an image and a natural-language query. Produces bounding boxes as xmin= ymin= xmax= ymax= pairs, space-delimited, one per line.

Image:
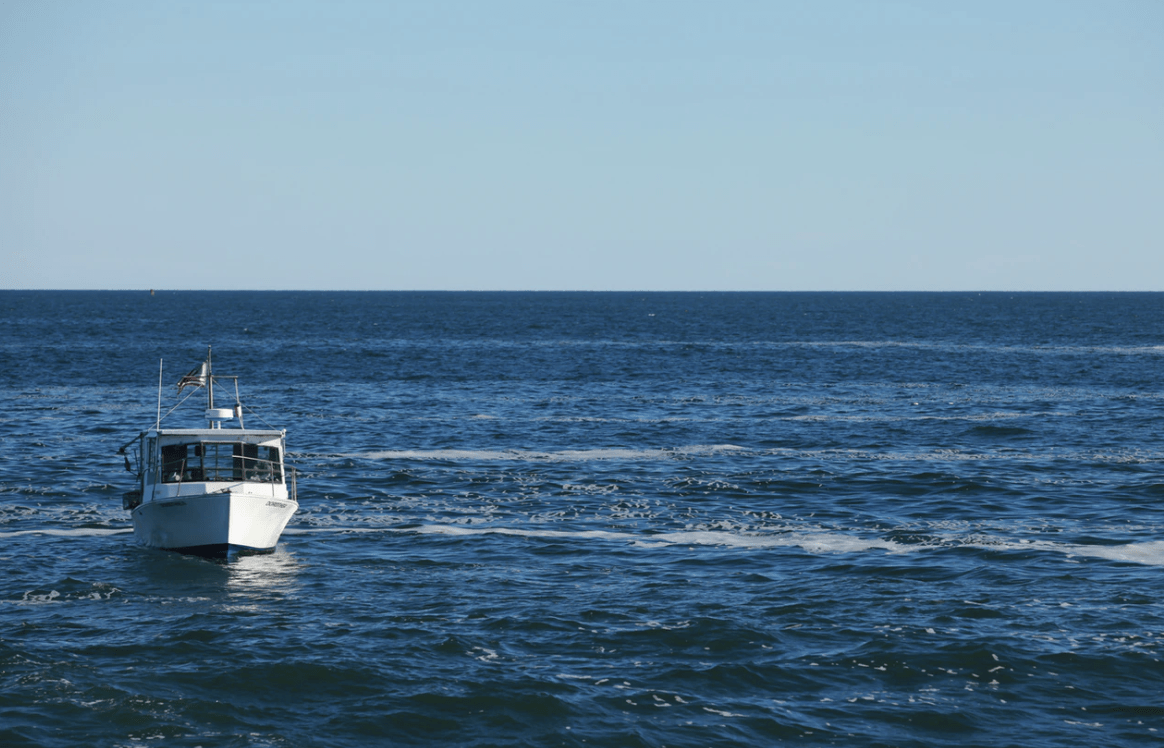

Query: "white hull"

xmin=133 ymin=490 xmax=296 ymax=555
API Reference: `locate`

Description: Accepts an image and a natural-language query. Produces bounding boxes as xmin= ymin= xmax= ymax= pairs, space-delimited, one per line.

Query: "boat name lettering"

xmin=266 ymin=501 xmax=287 ymax=508
xmin=159 ymin=500 xmax=187 ymax=508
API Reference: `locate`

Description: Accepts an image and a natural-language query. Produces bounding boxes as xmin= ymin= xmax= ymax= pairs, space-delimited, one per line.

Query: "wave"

xmin=775 ymin=340 xmax=1164 ymax=357
xmin=763 ymin=447 xmax=1164 ymax=463
xmin=289 ymin=523 xmax=1164 ymax=567
xmin=330 ymin=443 xmax=1163 ymax=465
xmin=785 ymin=411 xmax=1069 ymax=424
xmin=293 ymin=523 xmax=907 ymax=554
xmin=965 ymin=424 xmax=1034 ymax=437
xmin=1076 ymin=540 xmax=1164 ymax=565
xmin=964 ymin=536 xmax=1164 ymax=566
xmin=0 ymin=527 xmax=132 ymax=538
xmin=354 ymin=445 xmax=747 ymax=462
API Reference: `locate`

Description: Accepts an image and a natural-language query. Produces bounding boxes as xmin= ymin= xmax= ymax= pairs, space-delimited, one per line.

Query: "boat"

xmin=118 ymin=348 xmax=297 ymax=558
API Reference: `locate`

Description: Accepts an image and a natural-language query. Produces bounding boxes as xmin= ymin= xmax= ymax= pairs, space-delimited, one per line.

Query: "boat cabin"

xmin=148 ymin=429 xmax=284 ymax=483
xmin=124 ymin=428 xmax=289 ymax=509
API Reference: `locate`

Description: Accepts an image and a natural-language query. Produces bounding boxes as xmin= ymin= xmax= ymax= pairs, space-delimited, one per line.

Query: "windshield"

xmin=159 ymin=442 xmax=282 ymax=483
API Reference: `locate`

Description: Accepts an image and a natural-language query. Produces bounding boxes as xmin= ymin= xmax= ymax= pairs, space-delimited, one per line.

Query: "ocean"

xmin=2 ymin=290 xmax=1163 ymax=747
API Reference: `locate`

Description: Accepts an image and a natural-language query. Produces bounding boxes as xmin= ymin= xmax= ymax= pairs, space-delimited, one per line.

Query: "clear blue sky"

xmin=3 ymin=1 xmax=1161 ymax=290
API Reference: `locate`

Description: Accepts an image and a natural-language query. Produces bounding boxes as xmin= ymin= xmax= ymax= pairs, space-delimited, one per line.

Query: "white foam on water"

xmin=289 ymin=523 xmax=906 ymax=556
xmin=414 ymin=524 xmax=909 ymax=554
xmin=961 ymin=536 xmax=1164 ymax=567
xmin=1067 ymin=540 xmax=1164 ymax=566
xmin=703 ymin=707 xmax=746 ymax=717
xmin=0 ymin=527 xmax=132 ymax=538
xmin=416 ymin=524 xmax=633 ymax=542
xmin=631 ymin=530 xmax=907 ymax=554
xmin=290 ymin=522 xmax=1164 ymax=567
xmin=356 ymin=444 xmax=747 ymax=462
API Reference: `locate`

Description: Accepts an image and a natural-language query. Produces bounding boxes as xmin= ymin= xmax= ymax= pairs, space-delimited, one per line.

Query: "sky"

xmin=2 ymin=1 xmax=1162 ymax=291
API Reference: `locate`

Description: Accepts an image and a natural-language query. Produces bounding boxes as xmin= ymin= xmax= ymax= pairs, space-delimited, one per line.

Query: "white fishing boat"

xmin=119 ymin=348 xmax=297 ymax=558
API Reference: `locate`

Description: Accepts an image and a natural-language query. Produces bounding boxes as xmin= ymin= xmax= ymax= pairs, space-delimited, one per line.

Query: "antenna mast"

xmin=156 ymin=359 xmax=163 ymax=429
xmin=207 ymin=346 xmax=214 ymax=410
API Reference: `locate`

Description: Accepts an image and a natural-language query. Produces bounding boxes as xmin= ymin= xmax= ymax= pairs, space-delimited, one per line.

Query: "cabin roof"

xmin=148 ymin=428 xmax=285 ymax=438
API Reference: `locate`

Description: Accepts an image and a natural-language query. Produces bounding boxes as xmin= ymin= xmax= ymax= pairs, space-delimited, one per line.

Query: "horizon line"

xmin=2 ymin=288 xmax=1162 ymax=294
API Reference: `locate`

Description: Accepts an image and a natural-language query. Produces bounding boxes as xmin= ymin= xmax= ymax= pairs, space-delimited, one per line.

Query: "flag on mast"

xmin=177 ymin=362 xmax=207 ymax=392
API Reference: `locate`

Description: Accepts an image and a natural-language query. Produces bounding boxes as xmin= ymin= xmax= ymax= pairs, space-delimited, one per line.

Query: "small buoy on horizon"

xmin=150 ymin=289 xmax=154 ymax=296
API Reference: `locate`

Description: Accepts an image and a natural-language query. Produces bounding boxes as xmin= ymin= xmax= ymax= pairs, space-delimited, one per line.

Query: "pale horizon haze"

xmin=2 ymin=1 xmax=1161 ymax=291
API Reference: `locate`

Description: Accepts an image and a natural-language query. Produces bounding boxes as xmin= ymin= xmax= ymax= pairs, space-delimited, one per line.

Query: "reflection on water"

xmin=124 ymin=542 xmax=303 ymax=608
xmin=225 ymin=546 xmax=301 ymax=597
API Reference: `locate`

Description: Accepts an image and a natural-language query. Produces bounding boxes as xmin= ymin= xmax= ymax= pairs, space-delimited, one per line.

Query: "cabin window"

xmin=233 ymin=444 xmax=281 ymax=482
xmin=199 ymin=442 xmax=232 ymax=481
xmin=146 ymin=437 xmax=157 ymax=481
xmin=261 ymin=446 xmax=282 ymax=482
xmin=232 ymin=443 xmax=258 ymax=480
xmin=161 ymin=443 xmax=201 ymax=482
xmin=159 ymin=441 xmax=282 ymax=483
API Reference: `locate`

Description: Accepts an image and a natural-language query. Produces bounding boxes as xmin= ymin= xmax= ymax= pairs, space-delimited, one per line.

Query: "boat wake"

xmin=286 ymin=524 xmax=1164 ymax=566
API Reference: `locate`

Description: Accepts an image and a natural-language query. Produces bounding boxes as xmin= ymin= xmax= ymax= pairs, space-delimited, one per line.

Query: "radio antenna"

xmin=156 ymin=359 xmax=163 ymax=429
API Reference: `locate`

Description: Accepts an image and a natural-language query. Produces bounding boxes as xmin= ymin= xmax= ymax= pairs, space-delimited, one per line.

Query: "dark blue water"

xmin=3 ymin=291 xmax=1164 ymax=747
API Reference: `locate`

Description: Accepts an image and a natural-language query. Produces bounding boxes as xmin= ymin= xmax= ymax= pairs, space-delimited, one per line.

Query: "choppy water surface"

xmin=2 ymin=291 xmax=1164 ymax=747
